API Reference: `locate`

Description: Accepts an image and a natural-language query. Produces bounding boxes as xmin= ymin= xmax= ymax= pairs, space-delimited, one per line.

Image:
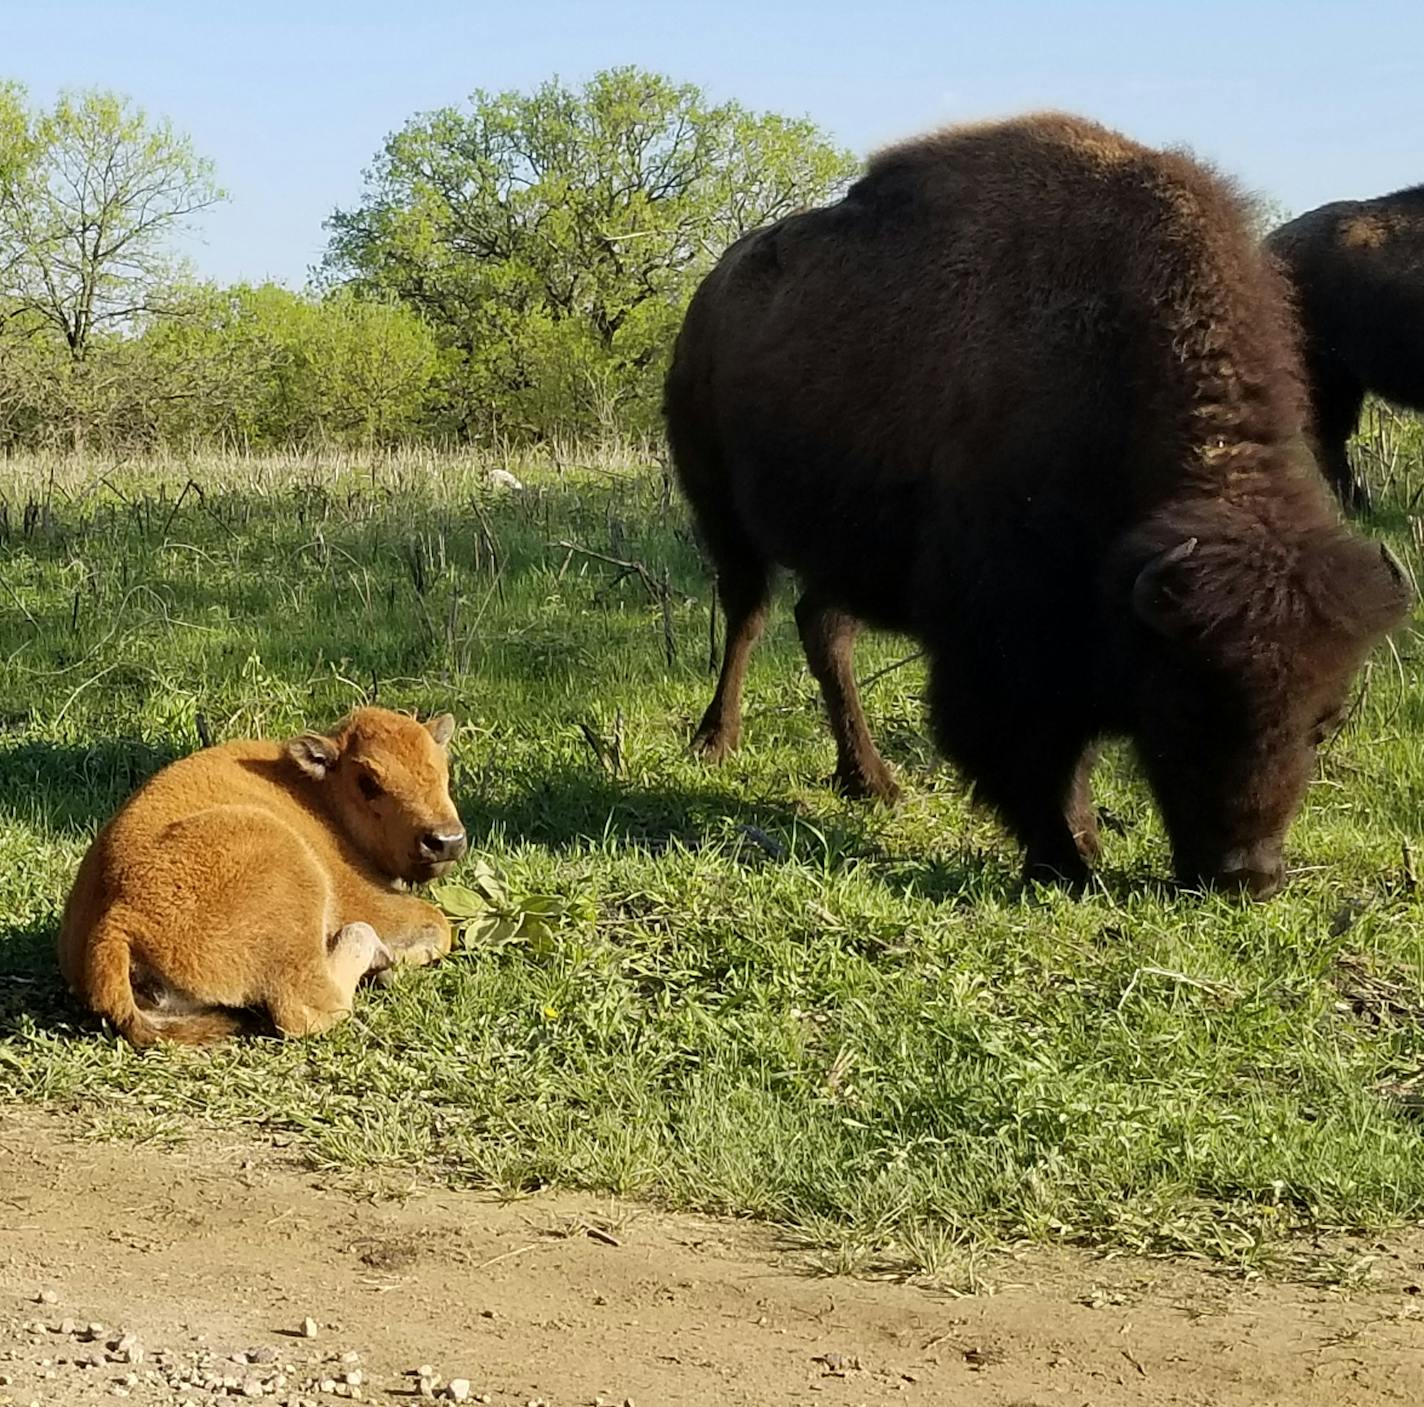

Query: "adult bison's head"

xmin=286 ymin=707 xmax=467 ymax=884
xmin=1125 ymin=516 xmax=1412 ymax=899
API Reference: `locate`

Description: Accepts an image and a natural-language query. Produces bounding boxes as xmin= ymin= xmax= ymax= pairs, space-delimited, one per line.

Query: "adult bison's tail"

xmin=82 ymin=915 xmax=243 ymax=1048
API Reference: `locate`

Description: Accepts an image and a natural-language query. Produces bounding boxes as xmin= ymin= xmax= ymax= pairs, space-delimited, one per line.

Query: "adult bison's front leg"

xmin=929 ymin=662 xmax=1094 ymax=889
xmin=1065 ymin=745 xmax=1102 ymax=865
xmin=794 ymin=593 xmax=901 ymax=804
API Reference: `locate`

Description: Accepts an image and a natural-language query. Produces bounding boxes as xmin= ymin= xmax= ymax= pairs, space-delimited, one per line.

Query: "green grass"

xmin=4 ymin=432 xmax=1424 ymax=1277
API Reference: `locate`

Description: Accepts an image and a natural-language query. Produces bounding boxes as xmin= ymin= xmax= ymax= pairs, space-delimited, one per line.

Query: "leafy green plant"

xmin=432 ymin=860 xmax=596 ymax=954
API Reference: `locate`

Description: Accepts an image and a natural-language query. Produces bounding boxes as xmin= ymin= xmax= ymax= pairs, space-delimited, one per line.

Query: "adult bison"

xmin=665 ymin=113 xmax=1411 ymax=899
xmin=1266 ymin=187 xmax=1424 ymax=510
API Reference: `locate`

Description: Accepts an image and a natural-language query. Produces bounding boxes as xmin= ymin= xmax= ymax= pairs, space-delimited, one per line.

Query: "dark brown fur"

xmin=665 ymin=112 xmax=1412 ymax=897
xmin=1265 ymin=188 xmax=1424 ymax=509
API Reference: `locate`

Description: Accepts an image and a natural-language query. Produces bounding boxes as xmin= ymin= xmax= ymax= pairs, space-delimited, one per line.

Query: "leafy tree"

xmin=133 ymin=283 xmax=440 ymax=449
xmin=0 ymin=87 xmax=224 ymax=363
xmin=324 ymin=67 xmax=855 ymax=440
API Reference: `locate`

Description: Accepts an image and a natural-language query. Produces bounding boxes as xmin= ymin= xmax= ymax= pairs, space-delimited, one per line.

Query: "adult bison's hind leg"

xmin=690 ymin=545 xmax=771 ymax=763
xmin=795 ymin=593 xmax=901 ymax=804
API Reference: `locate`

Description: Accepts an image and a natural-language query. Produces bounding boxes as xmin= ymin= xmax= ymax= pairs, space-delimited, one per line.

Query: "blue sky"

xmin=4 ymin=1 xmax=1421 ymax=287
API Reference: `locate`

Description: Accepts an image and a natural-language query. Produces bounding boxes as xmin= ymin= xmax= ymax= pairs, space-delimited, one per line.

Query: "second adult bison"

xmin=665 ymin=112 xmax=1411 ymax=899
xmin=1266 ymin=186 xmax=1424 ymax=510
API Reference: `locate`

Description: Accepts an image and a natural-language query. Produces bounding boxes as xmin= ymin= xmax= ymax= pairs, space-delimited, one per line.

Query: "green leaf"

xmin=430 ymin=880 xmax=497 ymax=920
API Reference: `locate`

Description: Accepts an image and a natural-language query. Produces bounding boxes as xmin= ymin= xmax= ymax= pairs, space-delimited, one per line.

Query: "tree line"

xmin=0 ymin=69 xmax=853 ymax=452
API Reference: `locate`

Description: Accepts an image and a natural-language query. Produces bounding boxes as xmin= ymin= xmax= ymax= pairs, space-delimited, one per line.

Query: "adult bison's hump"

xmin=672 ymin=115 xmax=1227 ymax=621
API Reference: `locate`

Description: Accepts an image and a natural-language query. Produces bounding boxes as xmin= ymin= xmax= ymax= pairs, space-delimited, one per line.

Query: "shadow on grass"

xmin=0 ymin=735 xmax=183 ymax=835
xmin=456 ymin=759 xmax=1016 ymax=907
xmin=0 ymin=918 xmax=90 ymax=1042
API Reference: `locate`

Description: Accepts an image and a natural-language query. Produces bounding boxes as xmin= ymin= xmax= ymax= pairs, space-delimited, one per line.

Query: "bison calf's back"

xmin=665 ymin=111 xmax=1412 ymax=897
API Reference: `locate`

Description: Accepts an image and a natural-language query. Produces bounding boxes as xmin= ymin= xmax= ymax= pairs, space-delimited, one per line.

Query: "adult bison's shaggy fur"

xmin=1266 ymin=187 xmax=1424 ymax=509
xmin=665 ymin=112 xmax=1411 ymax=898
xmin=59 ymin=707 xmax=467 ymax=1046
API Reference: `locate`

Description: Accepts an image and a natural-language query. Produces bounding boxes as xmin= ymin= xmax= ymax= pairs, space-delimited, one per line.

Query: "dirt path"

xmin=1 ymin=1108 xmax=1422 ymax=1406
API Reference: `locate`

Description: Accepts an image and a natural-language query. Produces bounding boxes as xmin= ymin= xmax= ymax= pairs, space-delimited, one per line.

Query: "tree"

xmin=324 ymin=67 xmax=855 ymax=440
xmin=133 ymin=283 xmax=440 ymax=449
xmin=0 ymin=87 xmax=224 ymax=363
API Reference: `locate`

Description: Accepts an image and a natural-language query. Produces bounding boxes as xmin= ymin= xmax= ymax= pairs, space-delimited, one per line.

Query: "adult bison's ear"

xmin=1132 ymin=537 xmax=1199 ymax=637
xmin=1308 ymin=537 xmax=1415 ymax=639
xmin=425 ymin=712 xmax=456 ymax=748
xmin=287 ymin=731 xmax=341 ymax=780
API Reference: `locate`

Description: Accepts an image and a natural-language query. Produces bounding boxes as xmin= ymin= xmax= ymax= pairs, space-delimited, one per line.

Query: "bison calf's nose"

xmin=419 ymin=829 xmax=468 ymax=864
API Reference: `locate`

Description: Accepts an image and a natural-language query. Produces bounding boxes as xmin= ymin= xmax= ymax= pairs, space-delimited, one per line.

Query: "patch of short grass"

xmin=3 ymin=441 xmax=1424 ymax=1273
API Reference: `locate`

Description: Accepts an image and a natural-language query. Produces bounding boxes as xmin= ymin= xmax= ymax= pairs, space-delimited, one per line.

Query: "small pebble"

xmin=241 ymin=1378 xmax=266 ymax=1397
xmin=36 ymin=1290 xmax=58 ymax=1306
xmin=339 ymin=1351 xmax=361 ymax=1366
xmin=301 ymin=1317 xmax=320 ymax=1339
xmin=445 ymin=1381 xmax=471 ymax=1403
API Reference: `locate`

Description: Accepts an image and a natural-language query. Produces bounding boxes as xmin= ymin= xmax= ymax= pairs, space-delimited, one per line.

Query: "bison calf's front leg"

xmin=370 ymin=896 xmax=453 ymax=969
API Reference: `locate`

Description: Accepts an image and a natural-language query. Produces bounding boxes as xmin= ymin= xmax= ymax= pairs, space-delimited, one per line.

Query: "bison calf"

xmin=59 ymin=707 xmax=467 ymax=1046
xmin=665 ymin=112 xmax=1411 ymax=898
xmin=1266 ymin=187 xmax=1424 ymax=510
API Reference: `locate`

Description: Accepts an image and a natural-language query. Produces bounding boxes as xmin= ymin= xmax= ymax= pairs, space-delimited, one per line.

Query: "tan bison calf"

xmin=58 ymin=707 xmax=467 ymax=1047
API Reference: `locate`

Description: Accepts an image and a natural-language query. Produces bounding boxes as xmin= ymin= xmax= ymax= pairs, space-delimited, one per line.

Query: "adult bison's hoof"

xmin=832 ymin=764 xmax=902 ymax=806
xmin=1022 ymin=853 xmax=1091 ymax=893
xmin=1071 ymin=825 xmax=1102 ymax=865
xmin=691 ymin=722 xmax=740 ymax=763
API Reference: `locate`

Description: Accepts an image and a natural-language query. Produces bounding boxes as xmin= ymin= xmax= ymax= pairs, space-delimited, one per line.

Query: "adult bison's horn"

xmin=1132 ymin=537 xmax=1199 ymax=634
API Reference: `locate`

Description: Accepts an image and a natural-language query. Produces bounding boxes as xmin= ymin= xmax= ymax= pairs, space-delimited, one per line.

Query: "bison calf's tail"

xmin=83 ymin=916 xmax=244 ymax=1048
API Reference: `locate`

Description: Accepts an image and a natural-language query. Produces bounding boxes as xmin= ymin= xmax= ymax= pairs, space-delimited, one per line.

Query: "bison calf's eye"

xmin=357 ymin=771 xmax=384 ymax=802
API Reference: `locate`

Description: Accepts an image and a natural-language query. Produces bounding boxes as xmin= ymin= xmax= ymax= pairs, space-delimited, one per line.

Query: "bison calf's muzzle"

xmin=418 ymin=828 xmax=468 ymax=866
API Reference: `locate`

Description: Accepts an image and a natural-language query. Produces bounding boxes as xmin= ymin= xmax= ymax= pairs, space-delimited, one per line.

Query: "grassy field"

xmin=4 ymin=418 xmax=1424 ymax=1279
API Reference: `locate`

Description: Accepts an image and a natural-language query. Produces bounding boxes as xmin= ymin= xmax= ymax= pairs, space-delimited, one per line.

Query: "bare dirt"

xmin=2 ymin=1107 xmax=1422 ymax=1407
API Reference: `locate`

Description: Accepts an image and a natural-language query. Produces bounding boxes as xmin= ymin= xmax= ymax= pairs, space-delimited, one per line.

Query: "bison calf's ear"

xmin=1132 ymin=537 xmax=1199 ymax=637
xmin=425 ymin=712 xmax=456 ymax=748
xmin=287 ymin=731 xmax=340 ymax=780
